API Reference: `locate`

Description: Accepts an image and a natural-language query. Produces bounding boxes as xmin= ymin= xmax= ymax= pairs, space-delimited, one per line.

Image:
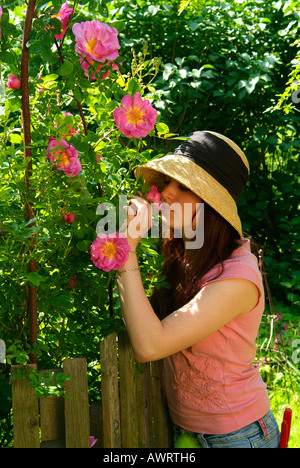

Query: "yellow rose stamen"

xmin=87 ymin=37 xmax=98 ymax=54
xmin=58 ymin=151 xmax=69 ymax=168
xmin=102 ymin=242 xmax=117 ymax=259
xmin=127 ymin=107 xmax=144 ymax=125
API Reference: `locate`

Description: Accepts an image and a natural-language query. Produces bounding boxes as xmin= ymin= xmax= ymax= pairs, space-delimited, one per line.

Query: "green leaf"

xmin=156 ymin=122 xmax=170 ymax=136
xmin=9 ymin=133 xmax=23 ymax=144
xmin=57 ymin=60 xmax=74 ymax=77
xmin=43 ymin=74 xmax=59 ymax=83
xmin=128 ymin=78 xmax=140 ymax=95
xmin=74 ymin=85 xmax=84 ymax=101
xmin=25 ymin=273 xmax=47 ymax=287
xmin=0 ymin=51 xmax=16 ymax=64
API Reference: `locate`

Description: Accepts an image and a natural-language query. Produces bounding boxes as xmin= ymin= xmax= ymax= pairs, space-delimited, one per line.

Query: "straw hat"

xmin=134 ymin=131 xmax=250 ymax=237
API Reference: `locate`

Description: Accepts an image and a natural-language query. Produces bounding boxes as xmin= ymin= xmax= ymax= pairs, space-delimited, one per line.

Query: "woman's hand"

xmin=122 ymin=196 xmax=152 ymax=251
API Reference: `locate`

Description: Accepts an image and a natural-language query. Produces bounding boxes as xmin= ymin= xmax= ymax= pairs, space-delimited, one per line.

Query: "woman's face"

xmin=160 ymin=176 xmax=203 ymax=240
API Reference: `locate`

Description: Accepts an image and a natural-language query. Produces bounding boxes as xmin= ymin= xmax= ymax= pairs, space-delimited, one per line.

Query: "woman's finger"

xmin=124 ymin=203 xmax=138 ymax=217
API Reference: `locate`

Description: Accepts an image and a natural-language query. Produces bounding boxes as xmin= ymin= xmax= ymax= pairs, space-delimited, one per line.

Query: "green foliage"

xmin=11 ymin=367 xmax=71 ymax=398
xmin=0 ymin=0 xmax=299 ymax=447
xmin=271 ymin=388 xmax=299 ymax=448
xmin=0 ymin=0 xmax=166 ymax=445
xmin=0 ymin=0 xmax=163 ymax=358
xmin=113 ymin=0 xmax=300 ymax=310
xmin=175 ymin=432 xmax=200 ymax=448
xmin=256 ymin=299 xmax=300 ymax=447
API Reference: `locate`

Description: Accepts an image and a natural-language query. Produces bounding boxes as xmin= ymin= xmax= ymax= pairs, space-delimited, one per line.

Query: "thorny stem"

xmin=73 ymin=96 xmax=88 ymax=136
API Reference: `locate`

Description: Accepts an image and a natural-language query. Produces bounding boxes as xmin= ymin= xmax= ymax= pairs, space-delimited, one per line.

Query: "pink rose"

xmin=67 ymin=276 xmax=77 ymax=288
xmin=90 ymin=232 xmax=131 ymax=272
xmin=146 ymin=186 xmax=162 ymax=204
xmin=7 ymin=74 xmax=21 ymax=90
xmin=113 ymin=92 xmax=157 ymax=139
xmin=62 ymin=112 xmax=81 ymax=135
xmin=62 ymin=208 xmax=76 ymax=223
xmin=47 ymin=138 xmax=82 ymax=177
xmin=72 ymin=21 xmax=120 ymax=64
xmin=52 ymin=2 xmax=73 ymax=40
xmin=54 ymin=113 xmax=81 ymax=137
xmin=146 ymin=186 xmax=162 ymax=209
xmin=90 ymin=436 xmax=98 ymax=448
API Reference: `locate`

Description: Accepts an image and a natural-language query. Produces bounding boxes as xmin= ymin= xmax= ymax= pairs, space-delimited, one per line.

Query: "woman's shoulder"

xmin=226 ymin=238 xmax=259 ymax=266
xmin=201 ymin=238 xmax=263 ymax=290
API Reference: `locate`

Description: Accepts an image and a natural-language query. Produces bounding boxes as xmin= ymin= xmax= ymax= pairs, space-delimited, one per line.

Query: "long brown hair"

xmin=150 ymin=202 xmax=240 ymax=318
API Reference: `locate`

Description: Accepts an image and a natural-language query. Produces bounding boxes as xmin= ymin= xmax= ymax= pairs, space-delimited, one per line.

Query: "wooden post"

xmin=118 ymin=331 xmax=139 ymax=448
xmin=135 ymin=361 xmax=153 ymax=448
xmin=89 ymin=405 xmax=103 ymax=448
xmin=151 ymin=360 xmax=173 ymax=448
xmin=100 ymin=333 xmax=121 ymax=448
xmin=11 ymin=364 xmax=40 ymax=448
xmin=63 ymin=358 xmax=90 ymax=448
xmin=39 ymin=370 xmax=65 ymax=444
xmin=21 ymin=0 xmax=38 ymax=365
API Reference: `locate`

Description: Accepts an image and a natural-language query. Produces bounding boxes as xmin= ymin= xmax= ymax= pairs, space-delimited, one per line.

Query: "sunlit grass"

xmin=271 ymin=389 xmax=299 ymax=449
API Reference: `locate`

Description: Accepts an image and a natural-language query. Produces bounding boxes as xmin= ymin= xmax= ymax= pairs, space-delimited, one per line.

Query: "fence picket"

xmin=11 ymin=344 xmax=172 ymax=448
xmin=11 ymin=364 xmax=40 ymax=448
xmin=100 ymin=332 xmax=121 ymax=448
xmin=63 ymin=358 xmax=90 ymax=448
xmin=39 ymin=369 xmax=65 ymax=444
xmin=151 ymin=360 xmax=173 ymax=448
xmin=136 ymin=361 xmax=153 ymax=448
xmin=118 ymin=330 xmax=139 ymax=448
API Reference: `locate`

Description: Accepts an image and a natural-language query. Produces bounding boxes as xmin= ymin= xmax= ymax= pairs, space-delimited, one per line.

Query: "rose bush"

xmin=0 ymin=1 xmax=170 ymax=445
xmin=0 ymin=4 xmax=167 ymax=444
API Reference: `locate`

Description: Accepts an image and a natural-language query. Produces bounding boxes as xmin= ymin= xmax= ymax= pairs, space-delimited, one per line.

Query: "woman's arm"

xmin=117 ymin=269 xmax=258 ymax=362
xmin=117 ymin=197 xmax=258 ymax=362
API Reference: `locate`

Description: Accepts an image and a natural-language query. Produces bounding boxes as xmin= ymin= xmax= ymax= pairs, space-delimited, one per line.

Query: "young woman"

xmin=116 ymin=131 xmax=281 ymax=448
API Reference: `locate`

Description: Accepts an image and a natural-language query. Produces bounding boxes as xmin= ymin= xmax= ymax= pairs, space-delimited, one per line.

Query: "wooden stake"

xmin=11 ymin=364 xmax=40 ymax=448
xmin=21 ymin=0 xmax=38 ymax=365
xmin=118 ymin=330 xmax=139 ymax=448
xmin=63 ymin=358 xmax=90 ymax=448
xmin=151 ymin=360 xmax=173 ymax=448
xmin=100 ymin=333 xmax=121 ymax=448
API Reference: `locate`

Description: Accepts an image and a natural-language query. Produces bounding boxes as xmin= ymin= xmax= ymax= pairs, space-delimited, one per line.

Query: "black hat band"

xmin=173 ymin=132 xmax=249 ymax=202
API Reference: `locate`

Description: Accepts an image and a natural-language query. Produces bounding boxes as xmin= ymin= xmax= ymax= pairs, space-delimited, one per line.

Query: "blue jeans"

xmin=174 ymin=410 xmax=281 ymax=448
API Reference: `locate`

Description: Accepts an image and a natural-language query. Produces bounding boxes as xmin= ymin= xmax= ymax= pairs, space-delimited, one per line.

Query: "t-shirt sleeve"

xmin=201 ymin=257 xmax=264 ymax=301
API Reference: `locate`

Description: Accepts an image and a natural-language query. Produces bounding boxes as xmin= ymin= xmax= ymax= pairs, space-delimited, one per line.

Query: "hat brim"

xmin=134 ymin=154 xmax=243 ymax=237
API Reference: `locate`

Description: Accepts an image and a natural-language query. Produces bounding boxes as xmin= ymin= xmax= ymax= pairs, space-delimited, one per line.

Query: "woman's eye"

xmin=162 ymin=178 xmax=189 ymax=191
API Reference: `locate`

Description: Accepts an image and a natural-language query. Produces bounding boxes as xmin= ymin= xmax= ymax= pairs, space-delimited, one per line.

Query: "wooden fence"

xmin=11 ymin=330 xmax=173 ymax=448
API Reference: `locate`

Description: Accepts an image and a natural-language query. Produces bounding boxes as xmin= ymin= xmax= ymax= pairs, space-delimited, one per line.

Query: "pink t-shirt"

xmin=163 ymin=238 xmax=270 ymax=435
